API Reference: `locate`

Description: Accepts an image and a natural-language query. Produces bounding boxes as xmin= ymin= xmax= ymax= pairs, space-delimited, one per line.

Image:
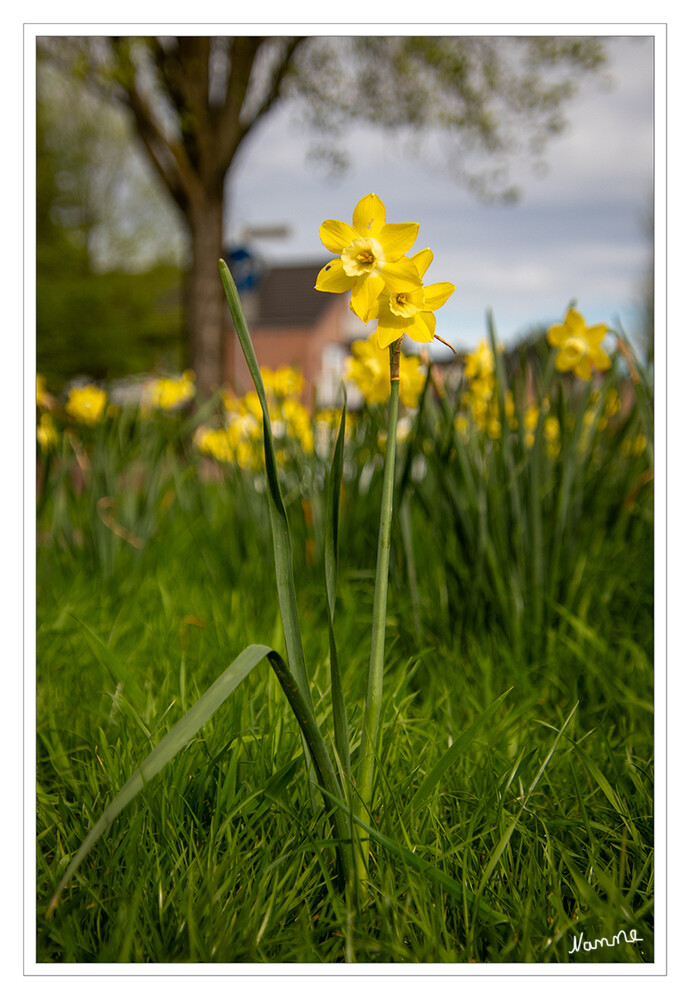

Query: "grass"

xmin=35 ymin=332 xmax=654 ymax=964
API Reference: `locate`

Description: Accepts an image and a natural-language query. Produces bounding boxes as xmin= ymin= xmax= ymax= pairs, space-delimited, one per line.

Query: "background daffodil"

xmin=547 ymin=307 xmax=611 ymax=381
xmin=373 ymin=248 xmax=455 ymax=349
xmin=344 ymin=335 xmax=427 ymax=408
xmin=315 ymin=193 xmax=422 ymax=323
xmin=65 ymin=384 xmax=108 ymax=426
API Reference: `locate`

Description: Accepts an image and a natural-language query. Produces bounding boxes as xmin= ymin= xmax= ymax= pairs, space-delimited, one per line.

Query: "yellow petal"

xmin=554 ymin=350 xmax=573 ymax=372
xmin=350 ymin=274 xmax=386 ymax=322
xmin=574 ymin=357 xmax=592 ymax=380
xmin=378 ymin=222 xmax=420 ymax=261
xmin=380 ymin=256 xmax=423 ymax=292
xmin=315 ymin=259 xmax=355 ymax=293
xmin=564 ymin=308 xmax=586 ymax=337
xmin=352 ymin=193 xmax=386 ymax=237
xmin=377 ymin=309 xmax=406 ymax=332
xmin=591 ymin=346 xmax=612 ymax=371
xmin=376 ymin=324 xmax=405 ymax=349
xmin=319 ymin=219 xmax=359 ymax=254
xmin=405 ymin=311 xmax=436 ymax=343
xmin=583 ymin=323 xmax=608 ymax=347
xmin=423 ymin=282 xmax=455 ymax=311
xmin=410 ymin=247 xmax=434 ymax=278
xmin=547 ymin=323 xmax=568 ymax=348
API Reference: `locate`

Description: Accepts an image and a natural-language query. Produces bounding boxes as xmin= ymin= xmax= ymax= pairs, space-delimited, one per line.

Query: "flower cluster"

xmin=260 ymin=366 xmax=305 ymax=400
xmin=344 ymin=336 xmax=426 ymax=409
xmin=196 ymin=367 xmax=313 ymax=471
xmin=315 ymin=194 xmax=455 ymax=351
xmin=460 ymin=340 xmax=516 ymax=439
xmin=454 ymin=340 xmax=563 ymax=454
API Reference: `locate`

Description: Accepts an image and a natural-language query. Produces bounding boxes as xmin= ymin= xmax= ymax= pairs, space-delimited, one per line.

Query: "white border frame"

xmin=22 ymin=20 xmax=667 ymax=980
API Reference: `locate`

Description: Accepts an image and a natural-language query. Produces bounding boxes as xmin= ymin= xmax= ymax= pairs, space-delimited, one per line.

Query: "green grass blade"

xmin=614 ymin=320 xmax=654 ymax=466
xmin=72 ymin=615 xmax=146 ymax=714
xmin=322 ymin=789 xmax=507 ymax=924
xmin=411 ymin=687 xmax=513 ymax=813
xmin=325 ymin=387 xmax=350 ymax=782
xmin=219 ymin=259 xmax=312 ymax=711
xmin=569 ymin=741 xmax=642 ymax=846
xmin=47 ymin=643 xmax=273 ymax=915
xmin=475 ymin=701 xmax=579 ymax=900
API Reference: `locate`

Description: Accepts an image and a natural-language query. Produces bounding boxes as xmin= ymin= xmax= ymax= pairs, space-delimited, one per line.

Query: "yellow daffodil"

xmin=547 ymin=308 xmax=611 ymax=381
xmin=315 ymin=193 xmax=422 ymax=322
xmin=142 ymin=371 xmax=196 ymax=413
xmin=65 ymin=384 xmax=108 ymax=426
xmin=372 ymin=248 xmax=455 ymax=349
xmin=196 ymin=423 xmax=263 ymax=472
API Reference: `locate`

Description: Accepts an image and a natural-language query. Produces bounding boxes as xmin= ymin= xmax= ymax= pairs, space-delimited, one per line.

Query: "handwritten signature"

xmin=569 ymin=928 xmax=643 ymax=955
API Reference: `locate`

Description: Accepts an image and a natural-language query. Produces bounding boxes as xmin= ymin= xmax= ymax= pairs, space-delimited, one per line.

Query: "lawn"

xmin=35 ymin=310 xmax=654 ymax=964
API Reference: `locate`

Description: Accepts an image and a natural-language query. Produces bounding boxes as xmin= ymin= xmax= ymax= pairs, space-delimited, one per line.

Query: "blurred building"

xmin=224 ymin=260 xmax=366 ymax=408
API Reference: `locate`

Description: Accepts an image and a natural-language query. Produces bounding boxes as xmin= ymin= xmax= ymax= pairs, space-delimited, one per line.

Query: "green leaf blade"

xmin=47 ymin=643 xmax=273 ymax=915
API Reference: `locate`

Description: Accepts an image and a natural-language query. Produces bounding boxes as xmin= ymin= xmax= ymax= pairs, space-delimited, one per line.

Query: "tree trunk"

xmin=186 ymin=190 xmax=227 ymax=398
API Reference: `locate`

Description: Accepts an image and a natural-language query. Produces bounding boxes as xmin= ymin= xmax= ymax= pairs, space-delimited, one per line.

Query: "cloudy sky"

xmin=225 ymin=34 xmax=654 ymax=354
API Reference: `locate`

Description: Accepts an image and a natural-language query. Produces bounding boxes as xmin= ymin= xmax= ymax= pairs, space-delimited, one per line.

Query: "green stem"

xmin=355 ymin=338 xmax=401 ymax=875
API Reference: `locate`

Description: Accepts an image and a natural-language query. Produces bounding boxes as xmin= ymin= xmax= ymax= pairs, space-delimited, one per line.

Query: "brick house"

xmin=224 ymin=262 xmax=367 ymax=409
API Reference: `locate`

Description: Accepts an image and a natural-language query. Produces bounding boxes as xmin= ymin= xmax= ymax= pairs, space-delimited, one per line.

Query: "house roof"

xmin=251 ymin=263 xmax=336 ymax=327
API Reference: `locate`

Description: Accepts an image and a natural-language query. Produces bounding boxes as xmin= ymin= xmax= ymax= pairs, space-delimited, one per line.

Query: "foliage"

xmin=37 ymin=264 xmax=185 ymax=388
xmin=36 ymin=57 xmax=186 ymax=386
xmin=291 ymin=36 xmax=607 ymax=200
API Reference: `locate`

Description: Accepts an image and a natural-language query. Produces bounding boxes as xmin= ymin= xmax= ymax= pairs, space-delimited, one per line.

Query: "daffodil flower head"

xmin=315 ymin=193 xmax=423 ymax=323
xmin=547 ymin=307 xmax=611 ymax=381
xmin=373 ymin=248 xmax=455 ymax=350
xmin=65 ymin=384 xmax=108 ymax=426
xmin=143 ymin=371 xmax=196 ymax=413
